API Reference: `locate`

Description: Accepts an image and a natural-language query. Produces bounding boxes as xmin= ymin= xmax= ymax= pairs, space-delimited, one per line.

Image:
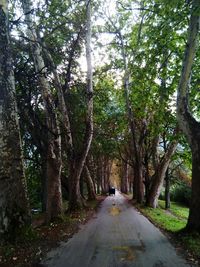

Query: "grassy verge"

xmin=136 ymin=200 xmax=200 ymax=264
xmin=158 ymin=200 xmax=189 ymax=220
xmin=139 ymin=203 xmax=187 ymax=232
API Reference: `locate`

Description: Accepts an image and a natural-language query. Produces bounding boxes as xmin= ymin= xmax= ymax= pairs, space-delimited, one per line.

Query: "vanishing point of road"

xmin=44 ymin=191 xmax=194 ymax=267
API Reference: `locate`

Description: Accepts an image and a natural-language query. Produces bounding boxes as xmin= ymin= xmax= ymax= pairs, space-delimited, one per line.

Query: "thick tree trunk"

xmin=176 ymin=0 xmax=200 ymax=232
xmin=144 ymin=153 xmax=150 ymax=204
xmin=0 ymin=3 xmax=30 ymax=240
xmin=146 ymin=136 xmax=178 ymax=208
xmin=165 ymin=168 xmax=170 ymax=209
xmin=187 ymin=146 xmax=200 ymax=231
xmin=21 ymin=0 xmax=62 ymax=222
xmin=69 ymin=165 xmax=85 ymax=210
xmin=133 ymin=157 xmax=144 ymax=203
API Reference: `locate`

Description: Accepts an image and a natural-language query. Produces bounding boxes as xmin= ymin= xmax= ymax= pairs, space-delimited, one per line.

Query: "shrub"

xmin=170 ymin=182 xmax=191 ymax=206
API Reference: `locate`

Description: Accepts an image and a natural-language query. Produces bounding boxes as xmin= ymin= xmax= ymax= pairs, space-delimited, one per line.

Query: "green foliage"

xmin=91 ymin=73 xmax=126 ymax=158
xmin=170 ymin=182 xmax=191 ymax=206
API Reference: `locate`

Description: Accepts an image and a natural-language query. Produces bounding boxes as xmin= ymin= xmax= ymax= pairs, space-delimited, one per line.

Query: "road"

xmin=43 ymin=191 xmax=194 ymax=267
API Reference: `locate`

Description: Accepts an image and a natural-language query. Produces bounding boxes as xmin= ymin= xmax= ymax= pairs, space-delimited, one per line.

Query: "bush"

xmin=170 ymin=182 xmax=191 ymax=206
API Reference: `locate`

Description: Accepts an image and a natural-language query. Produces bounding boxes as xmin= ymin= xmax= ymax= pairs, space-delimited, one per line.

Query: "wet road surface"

xmin=44 ymin=191 xmax=194 ymax=267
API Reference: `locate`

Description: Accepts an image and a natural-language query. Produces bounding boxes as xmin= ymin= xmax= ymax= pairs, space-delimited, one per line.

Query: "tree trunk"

xmin=69 ymin=165 xmax=85 ymax=210
xmin=84 ymin=166 xmax=96 ymax=200
xmin=146 ymin=135 xmax=178 ymax=208
xmin=144 ymin=153 xmax=150 ymax=204
xmin=122 ymin=39 xmax=144 ymax=204
xmin=68 ymin=0 xmax=93 ymax=210
xmin=176 ymin=0 xmax=200 ymax=232
xmin=133 ymin=156 xmax=144 ymax=203
xmin=21 ymin=0 xmax=62 ymax=222
xmin=121 ymin=162 xmax=128 ymax=194
xmin=0 ymin=3 xmax=30 ymax=240
xmin=165 ymin=168 xmax=170 ymax=209
xmin=187 ymin=146 xmax=200 ymax=231
xmin=96 ymin=160 xmax=102 ymax=194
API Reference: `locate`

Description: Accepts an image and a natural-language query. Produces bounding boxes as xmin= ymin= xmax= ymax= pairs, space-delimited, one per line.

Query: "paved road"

xmin=44 ymin=191 xmax=194 ymax=267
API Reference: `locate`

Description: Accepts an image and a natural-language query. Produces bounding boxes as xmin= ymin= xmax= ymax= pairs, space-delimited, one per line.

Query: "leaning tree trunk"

xmin=0 ymin=2 xmax=30 ymax=240
xmin=176 ymin=0 xmax=200 ymax=232
xmin=146 ymin=134 xmax=178 ymax=208
xmin=68 ymin=0 xmax=94 ymax=210
xmin=21 ymin=0 xmax=62 ymax=222
xmin=84 ymin=166 xmax=96 ymax=200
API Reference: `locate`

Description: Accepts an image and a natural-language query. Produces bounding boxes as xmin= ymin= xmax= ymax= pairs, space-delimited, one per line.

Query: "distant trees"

xmin=98 ymin=0 xmax=184 ymax=207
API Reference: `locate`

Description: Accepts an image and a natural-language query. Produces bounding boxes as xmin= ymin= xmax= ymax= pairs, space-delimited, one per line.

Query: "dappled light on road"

xmin=109 ymin=206 xmax=121 ymax=216
xmin=113 ymin=246 xmax=136 ymax=261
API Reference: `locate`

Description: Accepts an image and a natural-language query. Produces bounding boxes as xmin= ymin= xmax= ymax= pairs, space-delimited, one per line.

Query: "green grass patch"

xmin=158 ymin=200 xmax=189 ymax=220
xmin=140 ymin=205 xmax=187 ymax=232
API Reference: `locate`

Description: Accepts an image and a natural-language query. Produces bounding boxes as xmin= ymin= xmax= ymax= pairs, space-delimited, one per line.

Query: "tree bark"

xmin=121 ymin=162 xmax=128 ymax=194
xmin=68 ymin=0 xmax=94 ymax=210
xmin=84 ymin=165 xmax=96 ymax=200
xmin=0 ymin=2 xmax=30 ymax=240
xmin=20 ymin=0 xmax=63 ymax=222
xmin=146 ymin=130 xmax=178 ymax=208
xmin=165 ymin=168 xmax=170 ymax=209
xmin=176 ymin=0 xmax=200 ymax=232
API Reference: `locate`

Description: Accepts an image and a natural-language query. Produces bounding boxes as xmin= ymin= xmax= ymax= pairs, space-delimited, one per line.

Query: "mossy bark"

xmin=0 ymin=4 xmax=30 ymax=240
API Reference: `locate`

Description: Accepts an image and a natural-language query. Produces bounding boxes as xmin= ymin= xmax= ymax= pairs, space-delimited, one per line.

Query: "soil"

xmin=0 ymin=196 xmax=105 ymax=267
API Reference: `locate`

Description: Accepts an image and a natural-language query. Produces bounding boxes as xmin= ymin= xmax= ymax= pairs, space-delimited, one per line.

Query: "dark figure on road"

xmin=109 ymin=187 xmax=115 ymax=196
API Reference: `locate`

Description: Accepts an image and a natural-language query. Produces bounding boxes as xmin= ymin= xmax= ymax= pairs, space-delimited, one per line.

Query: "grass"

xmin=137 ymin=200 xmax=200 ymax=264
xmin=139 ymin=204 xmax=187 ymax=232
xmin=158 ymin=200 xmax=189 ymax=220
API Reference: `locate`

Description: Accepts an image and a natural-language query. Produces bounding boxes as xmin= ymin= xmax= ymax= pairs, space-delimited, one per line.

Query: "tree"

xmin=68 ymin=0 xmax=94 ymax=210
xmin=146 ymin=127 xmax=179 ymax=208
xmin=176 ymin=0 xmax=200 ymax=232
xmin=20 ymin=0 xmax=63 ymax=222
xmin=0 ymin=1 xmax=30 ymax=240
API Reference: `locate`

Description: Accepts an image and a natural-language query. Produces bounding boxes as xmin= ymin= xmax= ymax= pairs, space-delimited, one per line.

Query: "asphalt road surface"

xmin=44 ymin=191 xmax=194 ymax=267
